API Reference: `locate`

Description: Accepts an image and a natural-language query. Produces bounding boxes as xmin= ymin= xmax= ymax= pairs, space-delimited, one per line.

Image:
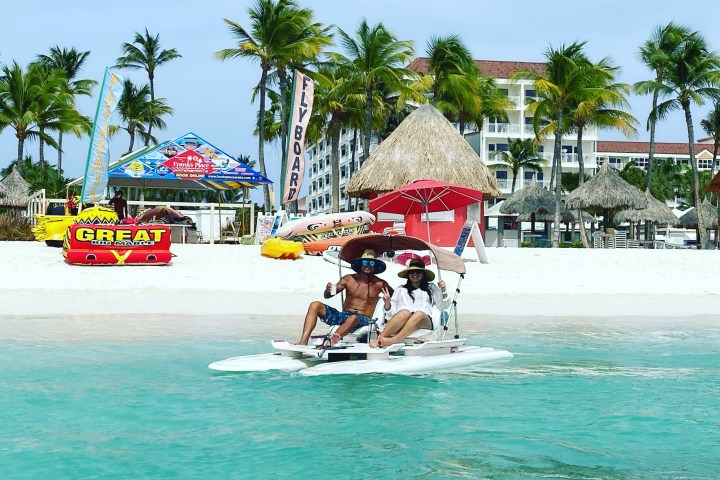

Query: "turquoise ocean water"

xmin=1 ymin=315 xmax=718 ymax=479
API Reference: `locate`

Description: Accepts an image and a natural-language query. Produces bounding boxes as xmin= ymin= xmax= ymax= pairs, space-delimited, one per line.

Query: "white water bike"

xmin=209 ymin=234 xmax=513 ymax=376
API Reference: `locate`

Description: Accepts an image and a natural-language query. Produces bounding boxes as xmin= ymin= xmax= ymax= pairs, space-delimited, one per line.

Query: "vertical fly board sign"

xmin=453 ymin=220 xmax=489 ymax=264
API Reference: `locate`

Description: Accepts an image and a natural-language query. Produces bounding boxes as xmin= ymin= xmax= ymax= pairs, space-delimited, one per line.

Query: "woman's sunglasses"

xmin=361 ymin=259 xmax=376 ymax=267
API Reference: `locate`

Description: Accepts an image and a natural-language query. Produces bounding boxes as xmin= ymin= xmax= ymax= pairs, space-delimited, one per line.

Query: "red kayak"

xmin=303 ymin=233 xmax=368 ymax=255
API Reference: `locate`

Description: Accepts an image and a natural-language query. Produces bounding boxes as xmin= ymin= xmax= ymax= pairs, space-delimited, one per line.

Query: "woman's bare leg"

xmin=372 ymin=310 xmax=411 ymax=347
xmin=379 ymin=312 xmax=432 ymax=346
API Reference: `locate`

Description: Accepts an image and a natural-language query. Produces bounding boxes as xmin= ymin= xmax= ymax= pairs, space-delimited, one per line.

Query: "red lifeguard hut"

xmin=345 ymin=104 xmax=500 ymax=247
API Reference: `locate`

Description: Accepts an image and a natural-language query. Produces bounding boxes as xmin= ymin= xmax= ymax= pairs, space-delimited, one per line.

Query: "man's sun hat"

xmin=350 ymin=249 xmax=386 ymax=274
xmin=398 ymin=258 xmax=435 ymax=281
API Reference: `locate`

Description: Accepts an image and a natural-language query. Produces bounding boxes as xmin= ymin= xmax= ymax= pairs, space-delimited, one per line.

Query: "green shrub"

xmin=0 ymin=215 xmax=34 ymax=241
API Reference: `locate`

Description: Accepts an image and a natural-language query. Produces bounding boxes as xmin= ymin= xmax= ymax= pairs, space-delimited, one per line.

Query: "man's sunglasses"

xmin=361 ymin=259 xmax=375 ymax=267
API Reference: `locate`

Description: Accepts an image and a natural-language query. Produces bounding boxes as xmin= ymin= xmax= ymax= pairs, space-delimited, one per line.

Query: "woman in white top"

xmin=370 ymin=259 xmax=448 ymax=348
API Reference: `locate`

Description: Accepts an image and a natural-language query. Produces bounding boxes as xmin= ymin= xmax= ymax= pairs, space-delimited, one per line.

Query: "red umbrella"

xmin=369 ymin=179 xmax=484 ymax=241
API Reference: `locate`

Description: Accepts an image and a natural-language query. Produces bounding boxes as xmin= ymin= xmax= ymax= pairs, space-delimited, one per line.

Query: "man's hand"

xmin=382 ymin=286 xmax=391 ymax=309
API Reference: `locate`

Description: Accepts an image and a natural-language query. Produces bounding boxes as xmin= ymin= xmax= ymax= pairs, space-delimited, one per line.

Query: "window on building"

xmin=325 ymin=194 xmax=330 ymax=204
xmin=631 ymin=157 xmax=648 ymax=169
xmin=312 ymin=163 xmax=317 ymax=174
xmin=489 ymin=143 xmax=508 ymax=152
xmin=525 ymin=117 xmax=533 ymax=125
xmin=562 ymin=145 xmax=578 ymax=154
xmin=341 ymin=166 xmax=346 ymax=178
xmin=499 ymin=88 xmax=509 ymax=96
xmin=698 ymin=158 xmax=713 ymax=169
xmin=325 ymin=174 xmax=330 ymax=184
xmin=325 ymin=156 xmax=330 ymax=167
xmin=524 ymin=171 xmax=543 ymax=180
xmin=495 ymin=171 xmax=508 ymax=179
xmin=526 ymin=89 xmax=537 ymax=98
xmin=318 ymin=178 xmax=323 ymax=188
xmin=341 ymin=145 xmax=347 ymax=157
xmin=608 ymin=157 xmax=623 ymax=169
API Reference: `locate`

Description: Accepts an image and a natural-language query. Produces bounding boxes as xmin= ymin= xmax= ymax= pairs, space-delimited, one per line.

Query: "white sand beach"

xmin=1 ymin=241 xmax=719 ymax=326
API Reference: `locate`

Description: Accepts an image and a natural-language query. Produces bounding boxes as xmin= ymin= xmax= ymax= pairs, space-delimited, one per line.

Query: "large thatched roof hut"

xmin=614 ymin=189 xmax=677 ymax=225
xmin=345 ymin=104 xmax=500 ymax=198
xmin=0 ymin=165 xmax=31 ymax=208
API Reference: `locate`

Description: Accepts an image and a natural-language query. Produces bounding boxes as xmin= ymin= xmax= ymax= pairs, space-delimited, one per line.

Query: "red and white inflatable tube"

xmin=276 ymin=211 xmax=375 ymax=240
xmin=63 ymin=224 xmax=173 ymax=265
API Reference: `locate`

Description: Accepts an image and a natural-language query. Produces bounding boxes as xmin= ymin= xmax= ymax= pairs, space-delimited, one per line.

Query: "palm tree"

xmin=216 ymin=0 xmax=306 ymax=211
xmin=34 ymin=46 xmax=96 ymax=173
xmin=490 ymin=138 xmax=546 ymax=193
xmin=0 ymin=62 xmax=62 ymax=175
xmin=425 ymin=35 xmax=478 ymax=109
xmin=112 ymin=79 xmax=173 ymax=153
xmin=635 ymin=22 xmax=693 ymax=240
xmin=115 ymin=28 xmax=181 ymax=143
xmin=266 ymin=6 xmax=331 ymax=211
xmin=514 ymin=42 xmax=591 ymax=247
xmin=636 ymin=24 xmax=693 ymax=188
xmin=32 ymin=67 xmax=91 ymax=168
xmin=641 ymin=30 xmax=720 ymax=248
xmin=569 ymin=58 xmax=637 ymax=247
xmin=335 ymin=20 xmax=416 ymax=175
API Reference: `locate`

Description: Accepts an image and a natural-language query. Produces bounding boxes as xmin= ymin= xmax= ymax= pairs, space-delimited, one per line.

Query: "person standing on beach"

xmin=108 ymin=190 xmax=128 ymax=219
xmin=295 ymin=249 xmax=392 ymax=346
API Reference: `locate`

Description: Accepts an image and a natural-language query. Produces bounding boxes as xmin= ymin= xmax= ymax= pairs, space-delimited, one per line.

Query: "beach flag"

xmin=281 ymin=70 xmax=314 ymax=204
xmin=81 ymin=68 xmax=124 ymax=203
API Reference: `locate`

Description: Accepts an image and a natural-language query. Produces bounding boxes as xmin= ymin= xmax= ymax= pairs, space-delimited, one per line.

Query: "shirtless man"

xmin=295 ymin=249 xmax=392 ymax=346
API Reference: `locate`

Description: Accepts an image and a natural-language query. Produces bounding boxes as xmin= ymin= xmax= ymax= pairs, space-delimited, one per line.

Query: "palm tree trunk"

xmin=364 ymin=85 xmax=373 ymax=168
xmin=576 ymin=126 xmax=589 ymax=248
xmin=16 ymin=137 xmax=24 ymax=176
xmin=684 ymin=104 xmax=708 ymax=249
xmin=645 ymin=90 xmax=659 ymax=241
xmin=128 ymin=128 xmax=136 ymax=153
xmin=257 ymin=67 xmax=271 ymax=211
xmin=146 ymin=75 xmax=155 ymax=145
xmin=57 ymin=132 xmax=64 ymax=174
xmin=39 ymin=127 xmax=46 ymax=168
xmin=551 ymin=111 xmax=564 ymax=248
xmin=348 ymin=129 xmax=358 ymax=211
xmin=330 ymin=114 xmax=341 ymax=213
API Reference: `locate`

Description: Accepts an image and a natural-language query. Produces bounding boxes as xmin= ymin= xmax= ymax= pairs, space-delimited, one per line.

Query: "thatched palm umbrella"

xmin=345 ymin=104 xmax=500 ymax=198
xmin=0 ymin=165 xmax=31 ymax=216
xmin=614 ymin=189 xmax=677 ymax=225
xmin=565 ymin=162 xmax=647 ymax=230
xmin=500 ymin=177 xmax=555 ymax=239
xmin=676 ymin=199 xmax=718 ymax=229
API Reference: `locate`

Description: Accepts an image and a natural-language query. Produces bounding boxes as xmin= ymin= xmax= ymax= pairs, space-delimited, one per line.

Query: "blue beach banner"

xmin=81 ymin=68 xmax=124 ymax=203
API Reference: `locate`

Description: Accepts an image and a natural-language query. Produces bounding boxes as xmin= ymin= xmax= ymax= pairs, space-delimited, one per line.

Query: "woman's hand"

xmin=438 ymin=280 xmax=447 ymax=291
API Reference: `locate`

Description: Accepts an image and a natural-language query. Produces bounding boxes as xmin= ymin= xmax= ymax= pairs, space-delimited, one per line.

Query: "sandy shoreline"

xmin=1 ymin=241 xmax=719 ymax=324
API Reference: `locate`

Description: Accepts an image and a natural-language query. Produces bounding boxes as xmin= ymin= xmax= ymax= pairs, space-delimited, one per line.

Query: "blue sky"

xmin=1 ymin=0 xmax=718 ymax=205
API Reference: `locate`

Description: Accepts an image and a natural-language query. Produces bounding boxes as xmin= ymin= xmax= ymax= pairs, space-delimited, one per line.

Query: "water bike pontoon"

xmin=208 ymin=234 xmax=513 ymax=376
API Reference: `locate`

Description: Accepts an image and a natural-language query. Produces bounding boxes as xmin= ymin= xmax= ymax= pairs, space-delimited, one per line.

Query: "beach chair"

xmin=221 ymin=221 xmax=241 ymax=244
xmin=383 ymin=221 xmax=406 ymax=236
xmin=627 ymin=239 xmax=640 ymax=248
xmin=614 ymin=231 xmax=627 ymax=248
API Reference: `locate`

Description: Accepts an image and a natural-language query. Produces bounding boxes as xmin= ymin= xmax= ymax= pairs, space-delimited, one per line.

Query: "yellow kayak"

xmin=261 ymin=237 xmax=304 ymax=260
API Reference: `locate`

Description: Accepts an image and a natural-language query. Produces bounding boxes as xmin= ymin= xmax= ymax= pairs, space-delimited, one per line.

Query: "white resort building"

xmin=303 ymin=57 xmax=717 ymax=221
